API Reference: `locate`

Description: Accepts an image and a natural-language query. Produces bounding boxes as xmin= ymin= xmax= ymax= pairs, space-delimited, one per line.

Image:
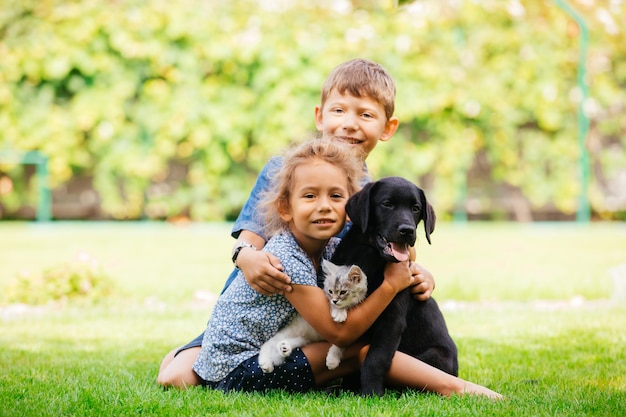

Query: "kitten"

xmin=258 ymin=259 xmax=367 ymax=373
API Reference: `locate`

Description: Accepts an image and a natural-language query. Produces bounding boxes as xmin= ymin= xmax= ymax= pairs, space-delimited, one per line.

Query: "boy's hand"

xmin=382 ymin=261 xmax=414 ymax=294
xmin=409 ymin=262 xmax=435 ymax=301
xmin=237 ymin=248 xmax=292 ymax=296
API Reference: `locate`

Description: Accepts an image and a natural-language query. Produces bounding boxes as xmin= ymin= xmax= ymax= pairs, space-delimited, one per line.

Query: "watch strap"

xmin=232 ymin=241 xmax=257 ymax=268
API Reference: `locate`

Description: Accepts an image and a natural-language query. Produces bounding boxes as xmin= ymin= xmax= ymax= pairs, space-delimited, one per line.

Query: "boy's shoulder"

xmin=259 ymin=155 xmax=284 ymax=175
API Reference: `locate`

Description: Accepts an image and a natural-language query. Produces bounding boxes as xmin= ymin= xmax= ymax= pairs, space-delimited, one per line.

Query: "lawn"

xmin=1 ymin=221 xmax=625 ymax=416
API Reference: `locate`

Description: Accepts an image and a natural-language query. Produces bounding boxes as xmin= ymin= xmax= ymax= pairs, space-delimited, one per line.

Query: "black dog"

xmin=331 ymin=176 xmax=458 ymax=396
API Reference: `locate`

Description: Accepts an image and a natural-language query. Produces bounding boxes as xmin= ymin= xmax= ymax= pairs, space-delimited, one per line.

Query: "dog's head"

xmin=345 ymin=176 xmax=435 ymax=263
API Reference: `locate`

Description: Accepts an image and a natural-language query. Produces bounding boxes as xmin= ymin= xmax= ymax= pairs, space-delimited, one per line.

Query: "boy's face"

xmin=315 ymin=89 xmax=399 ymax=159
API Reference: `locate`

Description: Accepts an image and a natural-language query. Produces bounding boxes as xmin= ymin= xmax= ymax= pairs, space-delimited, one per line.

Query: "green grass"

xmin=1 ymin=221 xmax=626 ymax=416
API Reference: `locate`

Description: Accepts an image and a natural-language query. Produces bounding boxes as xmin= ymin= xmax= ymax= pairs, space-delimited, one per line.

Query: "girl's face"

xmin=280 ymin=159 xmax=350 ymax=255
xmin=314 ymin=89 xmax=398 ymax=159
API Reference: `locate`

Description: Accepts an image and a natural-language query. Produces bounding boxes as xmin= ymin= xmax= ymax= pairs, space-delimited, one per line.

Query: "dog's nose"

xmin=398 ymin=225 xmax=415 ymax=238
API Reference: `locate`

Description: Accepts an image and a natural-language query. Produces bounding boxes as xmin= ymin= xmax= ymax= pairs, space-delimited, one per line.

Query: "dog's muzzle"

xmin=377 ymin=235 xmax=410 ymax=262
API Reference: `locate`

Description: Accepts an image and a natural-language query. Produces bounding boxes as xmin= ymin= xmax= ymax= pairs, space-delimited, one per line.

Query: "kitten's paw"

xmin=326 ymin=356 xmax=340 ymax=370
xmin=326 ymin=345 xmax=343 ymax=370
xmin=331 ymin=308 xmax=347 ymax=323
xmin=259 ymin=359 xmax=274 ymax=373
xmin=278 ymin=341 xmax=292 ymax=358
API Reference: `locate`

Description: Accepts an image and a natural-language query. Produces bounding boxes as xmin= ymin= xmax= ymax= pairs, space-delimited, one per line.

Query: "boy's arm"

xmin=233 ymin=231 xmax=292 ymax=295
xmin=408 ymin=245 xmax=435 ymax=301
xmin=409 ymin=262 xmax=434 ymax=301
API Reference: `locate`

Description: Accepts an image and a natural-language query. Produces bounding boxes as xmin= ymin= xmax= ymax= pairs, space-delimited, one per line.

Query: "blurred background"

xmin=0 ymin=0 xmax=625 ymax=223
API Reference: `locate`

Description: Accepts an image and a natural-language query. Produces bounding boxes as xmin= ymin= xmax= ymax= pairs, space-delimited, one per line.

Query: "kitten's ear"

xmin=348 ymin=265 xmax=364 ymax=284
xmin=321 ymin=259 xmax=334 ymax=274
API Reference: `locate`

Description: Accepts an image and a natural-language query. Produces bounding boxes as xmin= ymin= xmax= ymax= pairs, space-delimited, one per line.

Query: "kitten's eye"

xmin=328 ymin=290 xmax=333 ymax=295
xmin=339 ymin=290 xmax=347 ymax=296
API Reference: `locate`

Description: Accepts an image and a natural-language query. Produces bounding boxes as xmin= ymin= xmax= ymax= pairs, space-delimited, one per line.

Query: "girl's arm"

xmin=285 ymin=261 xmax=413 ymax=347
xmin=408 ymin=246 xmax=435 ymax=300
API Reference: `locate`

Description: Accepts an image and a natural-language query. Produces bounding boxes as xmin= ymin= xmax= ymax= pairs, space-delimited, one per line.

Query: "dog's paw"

xmin=331 ymin=308 xmax=347 ymax=323
xmin=278 ymin=341 xmax=292 ymax=357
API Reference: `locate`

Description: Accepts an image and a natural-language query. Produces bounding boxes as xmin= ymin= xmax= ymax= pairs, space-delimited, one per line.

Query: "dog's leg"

xmin=360 ymin=292 xmax=410 ymax=396
xmin=400 ymin=298 xmax=459 ymax=376
xmin=415 ymin=346 xmax=459 ymax=377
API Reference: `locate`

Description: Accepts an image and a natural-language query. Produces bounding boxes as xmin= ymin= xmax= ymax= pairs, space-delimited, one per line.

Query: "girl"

xmin=191 ymin=139 xmax=501 ymax=398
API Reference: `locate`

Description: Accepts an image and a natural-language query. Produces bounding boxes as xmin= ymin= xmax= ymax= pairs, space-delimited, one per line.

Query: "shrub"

xmin=3 ymin=253 xmax=115 ymax=305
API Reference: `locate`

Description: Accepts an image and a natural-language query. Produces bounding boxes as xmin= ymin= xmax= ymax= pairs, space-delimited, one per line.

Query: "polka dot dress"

xmin=193 ymin=232 xmax=339 ymax=392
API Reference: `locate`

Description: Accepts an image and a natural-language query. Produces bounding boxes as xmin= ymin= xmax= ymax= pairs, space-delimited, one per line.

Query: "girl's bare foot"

xmin=462 ymin=381 xmax=504 ymax=400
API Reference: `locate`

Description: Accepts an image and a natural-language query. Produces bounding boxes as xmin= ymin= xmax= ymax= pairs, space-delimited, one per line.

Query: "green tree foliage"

xmin=0 ymin=0 xmax=624 ymax=220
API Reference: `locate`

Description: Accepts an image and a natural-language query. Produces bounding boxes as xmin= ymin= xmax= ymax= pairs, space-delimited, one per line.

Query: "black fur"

xmin=331 ymin=176 xmax=458 ymax=396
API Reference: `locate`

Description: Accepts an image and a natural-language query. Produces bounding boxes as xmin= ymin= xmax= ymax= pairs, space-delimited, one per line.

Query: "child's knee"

xmin=156 ymin=347 xmax=202 ymax=389
xmin=157 ymin=367 xmax=200 ymax=389
xmin=357 ymin=344 xmax=370 ymax=364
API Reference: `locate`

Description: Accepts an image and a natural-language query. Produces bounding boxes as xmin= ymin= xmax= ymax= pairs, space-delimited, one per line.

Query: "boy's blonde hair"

xmin=262 ymin=138 xmax=365 ymax=237
xmin=320 ymin=59 xmax=396 ymax=120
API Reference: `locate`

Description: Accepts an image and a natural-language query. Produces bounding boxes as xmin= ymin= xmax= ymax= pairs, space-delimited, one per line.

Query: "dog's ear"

xmin=346 ymin=182 xmax=376 ymax=234
xmin=419 ymin=189 xmax=436 ymax=244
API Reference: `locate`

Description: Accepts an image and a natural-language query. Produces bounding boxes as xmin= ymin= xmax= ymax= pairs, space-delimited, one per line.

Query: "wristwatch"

xmin=231 ymin=241 xmax=257 ymax=268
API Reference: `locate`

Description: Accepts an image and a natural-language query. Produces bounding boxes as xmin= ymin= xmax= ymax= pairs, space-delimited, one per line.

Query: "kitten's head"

xmin=322 ymin=259 xmax=368 ymax=309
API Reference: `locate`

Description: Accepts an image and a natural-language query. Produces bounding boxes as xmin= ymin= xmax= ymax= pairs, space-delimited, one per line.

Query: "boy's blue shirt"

xmin=231 ymin=156 xmax=283 ymax=242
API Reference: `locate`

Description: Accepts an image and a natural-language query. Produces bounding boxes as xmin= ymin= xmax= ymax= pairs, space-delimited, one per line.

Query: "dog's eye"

xmin=382 ymin=200 xmax=393 ymax=208
xmin=412 ymin=205 xmax=420 ymax=213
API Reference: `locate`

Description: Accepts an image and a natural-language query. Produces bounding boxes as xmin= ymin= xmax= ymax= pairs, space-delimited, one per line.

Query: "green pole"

xmin=0 ymin=150 xmax=51 ymax=221
xmin=35 ymin=153 xmax=51 ymax=221
xmin=554 ymin=0 xmax=591 ymax=222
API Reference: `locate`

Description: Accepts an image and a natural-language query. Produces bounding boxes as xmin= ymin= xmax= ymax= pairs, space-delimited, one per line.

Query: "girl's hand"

xmin=237 ymin=248 xmax=292 ymax=295
xmin=382 ymin=261 xmax=414 ymax=294
xmin=409 ymin=263 xmax=435 ymax=301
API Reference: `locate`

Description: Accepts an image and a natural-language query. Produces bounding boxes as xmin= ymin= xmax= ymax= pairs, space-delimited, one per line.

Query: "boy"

xmin=157 ymin=59 xmax=436 ymax=388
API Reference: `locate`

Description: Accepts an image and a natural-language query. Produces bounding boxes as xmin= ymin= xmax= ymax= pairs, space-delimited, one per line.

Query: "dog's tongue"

xmin=391 ymin=242 xmax=409 ymax=262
